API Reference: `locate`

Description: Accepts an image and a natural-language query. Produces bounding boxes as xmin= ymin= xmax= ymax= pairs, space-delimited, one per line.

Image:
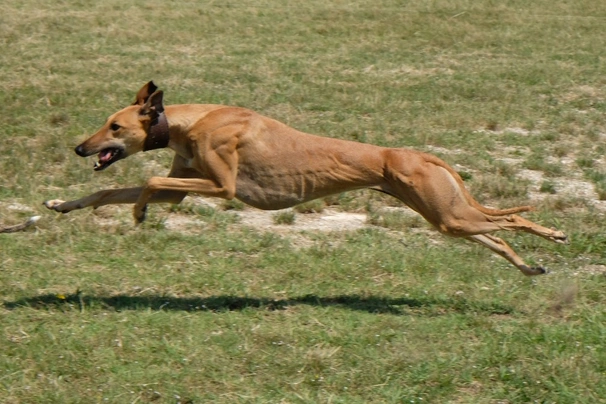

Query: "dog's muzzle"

xmin=74 ymin=145 xmax=88 ymax=157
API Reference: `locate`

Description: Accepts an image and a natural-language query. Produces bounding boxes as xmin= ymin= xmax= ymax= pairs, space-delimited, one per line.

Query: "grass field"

xmin=2 ymin=0 xmax=606 ymax=402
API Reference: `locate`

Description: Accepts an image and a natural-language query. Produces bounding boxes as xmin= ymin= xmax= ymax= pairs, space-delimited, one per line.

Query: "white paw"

xmin=43 ymin=199 xmax=66 ymax=211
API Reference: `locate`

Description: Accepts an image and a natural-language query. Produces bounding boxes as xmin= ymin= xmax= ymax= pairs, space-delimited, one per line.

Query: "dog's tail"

xmin=473 ymin=204 xmax=534 ymax=216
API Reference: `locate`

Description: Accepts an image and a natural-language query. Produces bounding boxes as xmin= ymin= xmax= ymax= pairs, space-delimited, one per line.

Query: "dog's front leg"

xmin=133 ymin=176 xmax=235 ymax=223
xmin=44 ymin=187 xmax=144 ymax=213
xmin=45 ymin=187 xmax=188 ymax=216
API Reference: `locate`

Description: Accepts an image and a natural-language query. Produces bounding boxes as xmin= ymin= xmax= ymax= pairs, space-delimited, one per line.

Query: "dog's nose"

xmin=74 ymin=145 xmax=87 ymax=157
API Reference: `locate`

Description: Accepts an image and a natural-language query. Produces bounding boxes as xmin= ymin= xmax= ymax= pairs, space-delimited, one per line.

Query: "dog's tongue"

xmin=98 ymin=150 xmax=113 ymax=163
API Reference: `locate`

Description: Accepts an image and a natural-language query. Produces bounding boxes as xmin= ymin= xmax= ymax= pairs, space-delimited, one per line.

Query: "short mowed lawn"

xmin=1 ymin=1 xmax=606 ymax=403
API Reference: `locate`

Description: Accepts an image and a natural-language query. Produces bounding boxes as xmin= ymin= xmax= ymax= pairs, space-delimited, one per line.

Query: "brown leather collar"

xmin=143 ymin=112 xmax=170 ymax=151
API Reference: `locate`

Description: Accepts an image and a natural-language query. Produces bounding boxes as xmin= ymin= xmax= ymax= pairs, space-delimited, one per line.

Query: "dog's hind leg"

xmin=384 ymin=151 xmax=566 ymax=242
xmin=381 ymin=150 xmax=566 ymax=273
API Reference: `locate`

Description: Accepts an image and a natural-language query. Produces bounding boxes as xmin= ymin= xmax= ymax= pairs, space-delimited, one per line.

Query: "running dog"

xmin=44 ymin=81 xmax=568 ymax=275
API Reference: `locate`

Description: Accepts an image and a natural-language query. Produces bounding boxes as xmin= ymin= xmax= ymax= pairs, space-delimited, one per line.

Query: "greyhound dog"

xmin=44 ymin=81 xmax=567 ymax=275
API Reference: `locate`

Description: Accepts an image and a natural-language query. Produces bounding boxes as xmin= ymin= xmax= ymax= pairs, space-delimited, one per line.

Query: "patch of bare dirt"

xmin=517 ymin=163 xmax=606 ymax=211
xmin=517 ymin=168 xmax=605 ymax=208
xmin=463 ymin=132 xmax=606 ymax=211
xmin=236 ymin=208 xmax=367 ymax=232
xmin=179 ymin=196 xmax=368 ymax=234
xmin=474 ymin=127 xmax=541 ymax=136
xmin=577 ymin=265 xmax=606 ymax=276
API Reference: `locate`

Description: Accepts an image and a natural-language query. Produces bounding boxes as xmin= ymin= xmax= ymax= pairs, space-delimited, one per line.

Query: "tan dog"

xmin=44 ymin=81 xmax=567 ymax=275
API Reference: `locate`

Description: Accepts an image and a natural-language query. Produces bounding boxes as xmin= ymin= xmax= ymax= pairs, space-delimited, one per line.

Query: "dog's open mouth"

xmin=93 ymin=148 xmax=124 ymax=171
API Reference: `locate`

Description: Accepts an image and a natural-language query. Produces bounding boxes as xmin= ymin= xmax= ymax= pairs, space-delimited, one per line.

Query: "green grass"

xmin=2 ymin=0 xmax=606 ymax=402
xmin=272 ymin=210 xmax=296 ymax=225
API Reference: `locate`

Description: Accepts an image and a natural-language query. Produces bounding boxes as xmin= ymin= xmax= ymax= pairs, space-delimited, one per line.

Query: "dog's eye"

xmin=110 ymin=123 xmax=121 ymax=131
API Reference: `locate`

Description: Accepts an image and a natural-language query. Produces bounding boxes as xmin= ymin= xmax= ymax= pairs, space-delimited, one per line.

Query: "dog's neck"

xmin=143 ymin=112 xmax=170 ymax=151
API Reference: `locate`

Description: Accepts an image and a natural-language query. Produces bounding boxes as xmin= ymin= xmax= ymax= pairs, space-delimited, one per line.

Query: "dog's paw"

xmin=520 ymin=264 xmax=549 ymax=276
xmin=43 ymin=199 xmax=67 ymax=212
xmin=551 ymin=231 xmax=569 ymax=245
xmin=133 ymin=204 xmax=148 ymax=224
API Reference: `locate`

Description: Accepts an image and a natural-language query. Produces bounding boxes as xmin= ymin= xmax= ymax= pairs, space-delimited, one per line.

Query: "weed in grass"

xmin=489 ymin=160 xmax=518 ymax=178
xmin=49 ymin=113 xmax=70 ymax=126
xmin=553 ymin=144 xmax=570 ymax=158
xmin=539 ymin=131 xmax=560 ymax=142
xmin=222 ymin=198 xmax=246 ymax=211
xmin=539 ymin=180 xmax=557 ymax=194
xmin=294 ymin=199 xmax=325 ymax=214
xmin=193 ymin=205 xmax=240 ymax=227
xmin=523 ymin=152 xmax=563 ymax=177
xmin=323 ymin=190 xmax=371 ymax=212
xmin=272 ymin=210 xmax=296 ymax=225
xmin=595 ymin=182 xmax=606 ymax=200
xmin=367 ymin=208 xmax=425 ymax=231
xmin=582 ymin=168 xmax=606 ymax=200
xmin=457 ymin=170 xmax=473 ymax=181
xmin=584 ymin=169 xmax=605 ymax=183
xmin=538 ymin=196 xmax=592 ymax=212
xmin=471 ymin=174 xmax=529 ymax=201
xmin=576 ymin=156 xmax=595 ymax=169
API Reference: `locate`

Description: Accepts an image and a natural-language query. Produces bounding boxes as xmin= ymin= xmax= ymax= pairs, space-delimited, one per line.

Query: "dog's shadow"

xmin=3 ymin=292 xmax=515 ymax=316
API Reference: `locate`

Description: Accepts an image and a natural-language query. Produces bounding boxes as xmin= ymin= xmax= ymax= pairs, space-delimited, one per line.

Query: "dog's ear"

xmin=138 ymin=90 xmax=164 ymax=121
xmin=133 ymin=81 xmax=159 ymax=106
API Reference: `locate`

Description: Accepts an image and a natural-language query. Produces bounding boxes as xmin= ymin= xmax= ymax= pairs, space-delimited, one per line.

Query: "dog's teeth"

xmin=94 ymin=162 xmax=100 ymax=168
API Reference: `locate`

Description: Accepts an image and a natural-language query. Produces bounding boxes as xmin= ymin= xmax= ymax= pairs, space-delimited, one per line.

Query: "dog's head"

xmin=74 ymin=81 xmax=167 ymax=171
